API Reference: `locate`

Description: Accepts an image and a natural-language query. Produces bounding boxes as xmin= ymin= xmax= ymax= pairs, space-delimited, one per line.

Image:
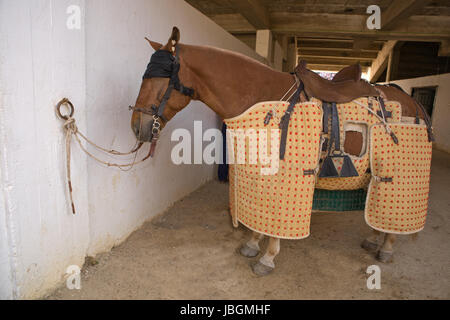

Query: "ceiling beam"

xmin=297 ymin=40 xmax=383 ymax=52
xmin=215 ymin=13 xmax=450 ymax=41
xmin=381 ymin=0 xmax=429 ymax=30
xmin=210 ymin=13 xmax=256 ymax=32
xmin=305 ymin=64 xmax=369 ymax=73
xmin=274 ymin=14 xmax=450 ymax=41
xmin=228 ymin=0 xmax=270 ymax=29
xmin=298 ymin=57 xmax=372 ymax=67
xmin=298 ymin=56 xmax=374 ymax=65
xmin=298 ymin=49 xmax=377 ymax=61
xmin=298 ymin=38 xmax=354 ymax=43
xmin=369 ymin=40 xmax=398 ymax=83
xmin=353 ymin=39 xmax=372 ymax=51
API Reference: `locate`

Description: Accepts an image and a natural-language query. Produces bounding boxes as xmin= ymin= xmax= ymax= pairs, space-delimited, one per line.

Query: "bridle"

xmin=129 ymin=44 xmax=195 ymax=151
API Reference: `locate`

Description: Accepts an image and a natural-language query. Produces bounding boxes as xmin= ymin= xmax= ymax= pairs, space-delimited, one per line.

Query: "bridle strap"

xmin=157 ymin=83 xmax=175 ymax=122
xmin=150 ymin=44 xmax=194 ymax=122
xmin=131 ymin=44 xmax=195 ymax=140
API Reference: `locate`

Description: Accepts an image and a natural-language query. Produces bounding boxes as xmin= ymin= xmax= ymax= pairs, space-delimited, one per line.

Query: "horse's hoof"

xmin=376 ymin=250 xmax=393 ymax=263
xmin=361 ymin=239 xmax=379 ymax=253
xmin=239 ymin=244 xmax=259 ymax=258
xmin=252 ymin=261 xmax=274 ymax=276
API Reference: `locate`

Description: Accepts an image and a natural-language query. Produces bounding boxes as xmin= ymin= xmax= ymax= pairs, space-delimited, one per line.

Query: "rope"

xmin=352 ymin=98 xmax=394 ymax=136
xmin=57 ymin=98 xmax=150 ymax=215
xmin=76 ymin=130 xmax=142 ymax=156
xmin=64 ymin=118 xmax=76 ymax=215
xmin=279 ymin=80 xmax=297 ymax=101
xmin=266 ymin=75 xmax=299 ymax=125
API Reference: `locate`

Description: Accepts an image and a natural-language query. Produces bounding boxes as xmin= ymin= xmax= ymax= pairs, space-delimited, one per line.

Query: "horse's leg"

xmin=240 ymin=231 xmax=264 ymax=258
xmin=361 ymin=229 xmax=383 ymax=253
xmin=252 ymin=237 xmax=280 ymax=276
xmin=376 ymin=233 xmax=396 ymax=263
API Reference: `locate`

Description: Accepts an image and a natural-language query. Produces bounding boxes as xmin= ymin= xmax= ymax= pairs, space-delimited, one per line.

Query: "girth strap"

xmin=416 ymin=101 xmax=435 ymax=142
xmin=322 ymin=103 xmax=331 ymax=134
xmin=330 ymin=102 xmax=340 ymax=151
xmin=279 ymin=82 xmax=304 ymax=160
xmin=377 ymin=97 xmax=392 ymax=119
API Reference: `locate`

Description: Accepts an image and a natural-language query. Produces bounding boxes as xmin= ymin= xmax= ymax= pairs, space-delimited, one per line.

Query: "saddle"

xmin=278 ymin=61 xmax=378 ymax=176
xmin=295 ymin=60 xmax=379 ymax=103
xmin=332 ymin=63 xmax=362 ymax=82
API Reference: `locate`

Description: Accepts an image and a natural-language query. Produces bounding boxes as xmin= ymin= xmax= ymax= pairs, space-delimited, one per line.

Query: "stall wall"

xmin=0 ymin=0 xmax=263 ymax=299
xmin=0 ymin=0 xmax=90 ymax=299
xmin=390 ymin=73 xmax=450 ymax=153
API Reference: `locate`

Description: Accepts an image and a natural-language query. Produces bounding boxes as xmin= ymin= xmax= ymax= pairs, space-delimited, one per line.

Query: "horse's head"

xmin=130 ymin=27 xmax=194 ymax=150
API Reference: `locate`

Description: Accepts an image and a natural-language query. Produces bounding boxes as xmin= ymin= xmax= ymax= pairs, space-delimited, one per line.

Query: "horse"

xmin=130 ymin=27 xmax=431 ymax=276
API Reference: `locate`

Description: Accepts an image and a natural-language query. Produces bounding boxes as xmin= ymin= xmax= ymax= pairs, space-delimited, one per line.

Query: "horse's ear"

xmin=145 ymin=37 xmax=163 ymax=51
xmin=167 ymin=26 xmax=180 ymax=52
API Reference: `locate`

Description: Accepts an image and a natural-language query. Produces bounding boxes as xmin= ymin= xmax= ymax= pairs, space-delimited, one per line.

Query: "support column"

xmin=439 ymin=40 xmax=450 ymax=56
xmin=386 ymin=43 xmax=401 ymax=82
xmin=285 ymin=37 xmax=297 ymax=72
xmin=273 ymin=40 xmax=284 ymax=71
xmin=256 ymin=29 xmax=273 ymax=62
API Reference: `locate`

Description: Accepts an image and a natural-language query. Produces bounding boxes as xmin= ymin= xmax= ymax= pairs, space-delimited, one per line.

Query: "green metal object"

xmin=312 ymin=188 xmax=367 ymax=211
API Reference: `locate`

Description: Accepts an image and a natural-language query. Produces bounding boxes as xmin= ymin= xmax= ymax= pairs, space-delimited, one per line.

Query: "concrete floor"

xmin=48 ymin=150 xmax=450 ymax=300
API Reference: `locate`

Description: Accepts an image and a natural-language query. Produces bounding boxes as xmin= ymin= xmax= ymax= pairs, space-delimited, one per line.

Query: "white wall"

xmin=0 ymin=0 xmax=90 ymax=299
xmin=0 ymin=0 xmax=263 ymax=299
xmin=390 ymin=73 xmax=450 ymax=153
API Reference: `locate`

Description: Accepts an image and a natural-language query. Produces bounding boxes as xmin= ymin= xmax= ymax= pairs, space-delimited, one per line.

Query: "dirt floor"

xmin=47 ymin=150 xmax=450 ymax=300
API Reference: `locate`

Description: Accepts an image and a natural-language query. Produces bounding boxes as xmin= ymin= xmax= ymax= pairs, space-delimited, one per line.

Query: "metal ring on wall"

xmin=56 ymin=98 xmax=74 ymax=120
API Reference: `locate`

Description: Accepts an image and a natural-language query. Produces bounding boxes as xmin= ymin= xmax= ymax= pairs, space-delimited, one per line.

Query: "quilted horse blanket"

xmin=225 ymin=98 xmax=432 ymax=238
xmin=365 ymin=124 xmax=432 ymax=234
xmin=225 ymin=101 xmax=323 ymax=239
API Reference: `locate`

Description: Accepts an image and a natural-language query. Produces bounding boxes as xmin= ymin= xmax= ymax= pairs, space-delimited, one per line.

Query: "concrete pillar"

xmin=256 ymin=29 xmax=273 ymax=62
xmin=285 ymin=37 xmax=297 ymax=72
xmin=273 ymin=41 xmax=284 ymax=71
xmin=386 ymin=44 xmax=401 ymax=82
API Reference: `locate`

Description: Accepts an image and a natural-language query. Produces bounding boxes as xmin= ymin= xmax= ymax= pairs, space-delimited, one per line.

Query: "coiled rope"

xmin=56 ymin=98 xmax=151 ymax=215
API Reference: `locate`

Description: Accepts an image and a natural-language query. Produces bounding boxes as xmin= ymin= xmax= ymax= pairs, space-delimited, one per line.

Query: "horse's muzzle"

xmin=132 ymin=112 xmax=154 ymax=142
